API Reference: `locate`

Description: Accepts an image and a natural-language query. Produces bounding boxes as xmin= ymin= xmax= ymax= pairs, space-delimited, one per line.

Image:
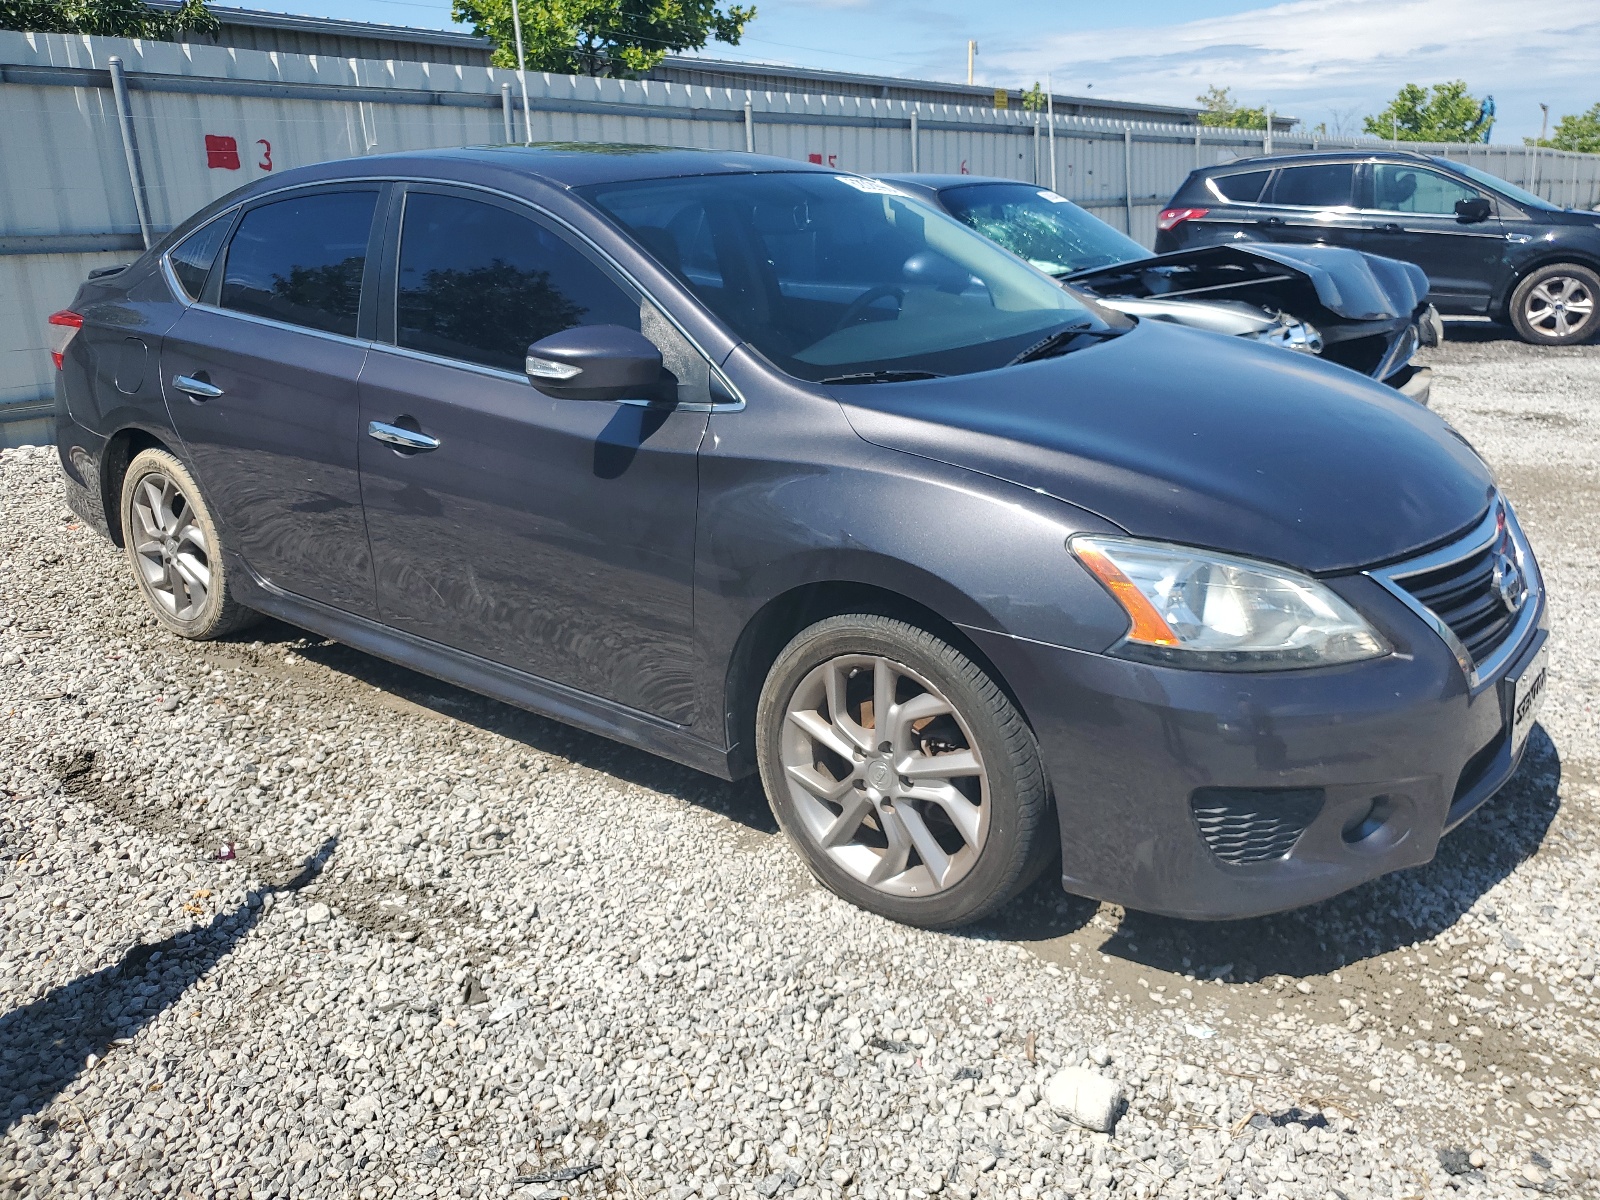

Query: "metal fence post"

xmin=1032 ymin=118 xmax=1040 ymax=185
xmin=1123 ymin=126 xmax=1134 ymax=234
xmin=1194 ymin=124 xmax=1203 ymax=169
xmin=743 ymin=99 xmax=754 ymax=153
xmin=501 ymin=82 xmax=514 ymax=142
xmin=106 ymin=56 xmax=153 ymax=250
xmin=910 ymin=110 xmax=919 ymax=171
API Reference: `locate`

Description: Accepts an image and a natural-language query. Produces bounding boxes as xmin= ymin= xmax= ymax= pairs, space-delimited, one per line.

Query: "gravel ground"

xmin=2 ymin=325 xmax=1599 ymax=1200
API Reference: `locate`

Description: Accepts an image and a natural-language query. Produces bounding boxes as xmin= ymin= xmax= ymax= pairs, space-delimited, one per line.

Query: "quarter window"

xmin=168 ymin=215 xmax=231 ymax=300
xmin=395 ymin=192 xmax=640 ymax=374
xmin=1266 ymin=163 xmax=1354 ymax=208
xmin=1372 ymin=165 xmax=1482 ymax=215
xmin=1204 ymin=170 xmax=1272 ymax=204
xmin=219 ymin=191 xmax=377 ymax=337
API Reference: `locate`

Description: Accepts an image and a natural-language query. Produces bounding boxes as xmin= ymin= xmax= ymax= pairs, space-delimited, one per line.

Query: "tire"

xmin=755 ymin=614 xmax=1054 ymax=929
xmin=1508 ymin=263 xmax=1600 ymax=346
xmin=119 ymin=448 xmax=258 ymax=640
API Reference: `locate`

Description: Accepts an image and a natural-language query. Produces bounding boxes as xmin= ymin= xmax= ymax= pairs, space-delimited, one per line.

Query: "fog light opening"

xmin=1342 ymin=795 xmax=1400 ymax=847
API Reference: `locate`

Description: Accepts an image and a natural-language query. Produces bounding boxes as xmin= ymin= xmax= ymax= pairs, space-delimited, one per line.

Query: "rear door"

xmin=1247 ymin=161 xmax=1362 ymax=247
xmin=356 ymin=185 xmax=711 ymax=722
xmin=158 ymin=186 xmax=383 ymax=615
xmin=1343 ymin=163 xmax=1505 ymax=311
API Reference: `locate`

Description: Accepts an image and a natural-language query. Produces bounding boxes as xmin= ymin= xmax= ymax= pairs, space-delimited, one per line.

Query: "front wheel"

xmin=1508 ymin=263 xmax=1600 ymax=345
xmin=755 ymin=614 xmax=1054 ymax=928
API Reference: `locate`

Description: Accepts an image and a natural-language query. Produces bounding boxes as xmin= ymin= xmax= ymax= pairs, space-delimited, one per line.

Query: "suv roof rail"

xmin=1214 ymin=147 xmax=1436 ymax=170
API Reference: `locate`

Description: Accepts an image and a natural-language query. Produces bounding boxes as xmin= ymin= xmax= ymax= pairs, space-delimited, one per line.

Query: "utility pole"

xmin=967 ymin=40 xmax=977 ymax=87
xmin=511 ymin=0 xmax=532 ymax=145
xmin=1533 ymin=103 xmax=1550 ymax=193
xmin=1047 ymin=72 xmax=1056 ymax=192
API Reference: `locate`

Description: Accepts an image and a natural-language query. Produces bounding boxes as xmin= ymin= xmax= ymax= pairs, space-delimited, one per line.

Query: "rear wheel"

xmin=119 ymin=448 xmax=257 ymax=639
xmin=756 ymin=614 xmax=1053 ymax=928
xmin=1508 ymin=263 xmax=1600 ymax=345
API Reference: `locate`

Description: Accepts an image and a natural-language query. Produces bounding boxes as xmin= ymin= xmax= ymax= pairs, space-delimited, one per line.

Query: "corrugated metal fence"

xmin=5 ymin=29 xmax=1600 ymax=440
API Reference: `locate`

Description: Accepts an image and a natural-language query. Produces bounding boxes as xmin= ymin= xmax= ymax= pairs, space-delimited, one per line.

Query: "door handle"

xmin=172 ymin=373 xmax=223 ymax=401
xmin=1258 ymin=216 xmax=1285 ymax=227
xmin=367 ymin=420 xmax=440 ymax=453
xmin=1379 ymin=222 xmax=1403 ymax=233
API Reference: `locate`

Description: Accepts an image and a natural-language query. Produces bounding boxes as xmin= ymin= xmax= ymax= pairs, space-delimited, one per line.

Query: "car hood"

xmin=1066 ymin=242 xmax=1429 ymax=322
xmin=833 ymin=320 xmax=1492 ymax=574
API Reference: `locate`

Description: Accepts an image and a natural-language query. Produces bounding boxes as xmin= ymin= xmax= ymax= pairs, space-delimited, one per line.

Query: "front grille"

xmin=1394 ymin=539 xmax=1518 ymax=665
xmin=1190 ymin=788 xmax=1324 ymax=866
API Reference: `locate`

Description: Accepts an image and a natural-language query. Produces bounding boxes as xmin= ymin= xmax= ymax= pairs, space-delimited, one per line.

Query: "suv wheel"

xmin=756 ymin=614 xmax=1053 ymax=928
xmin=1509 ymin=263 xmax=1600 ymax=345
xmin=119 ymin=448 xmax=257 ymax=639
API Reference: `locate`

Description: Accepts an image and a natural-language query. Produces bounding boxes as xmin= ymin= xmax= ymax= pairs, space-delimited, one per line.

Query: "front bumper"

xmin=964 ymin=571 xmax=1547 ymax=920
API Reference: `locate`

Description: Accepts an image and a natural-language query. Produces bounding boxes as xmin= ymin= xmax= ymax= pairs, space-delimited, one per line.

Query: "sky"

xmin=267 ymin=0 xmax=1599 ymax=142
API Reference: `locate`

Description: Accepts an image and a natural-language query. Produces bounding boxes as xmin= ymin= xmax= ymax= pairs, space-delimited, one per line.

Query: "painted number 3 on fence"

xmin=204 ymin=134 xmax=272 ymax=172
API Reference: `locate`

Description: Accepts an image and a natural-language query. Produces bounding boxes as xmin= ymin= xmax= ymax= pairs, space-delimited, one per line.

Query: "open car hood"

xmin=1065 ymin=243 xmax=1429 ymax=323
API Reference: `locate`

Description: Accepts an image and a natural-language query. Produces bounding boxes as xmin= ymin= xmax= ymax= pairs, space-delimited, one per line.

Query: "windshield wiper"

xmin=1007 ymin=321 xmax=1119 ymax=366
xmin=819 ymin=369 xmax=947 ymax=385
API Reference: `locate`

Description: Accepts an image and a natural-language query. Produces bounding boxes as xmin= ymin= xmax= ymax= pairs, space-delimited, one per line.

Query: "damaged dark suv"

xmin=879 ymin=174 xmax=1440 ymax=402
xmin=52 ymin=145 xmax=1546 ymax=927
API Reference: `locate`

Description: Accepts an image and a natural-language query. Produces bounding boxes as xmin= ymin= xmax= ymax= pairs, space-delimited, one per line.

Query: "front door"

xmin=1345 ymin=164 xmax=1505 ymax=312
xmin=158 ymin=186 xmax=382 ymax=614
xmin=357 ymin=186 xmax=709 ymax=723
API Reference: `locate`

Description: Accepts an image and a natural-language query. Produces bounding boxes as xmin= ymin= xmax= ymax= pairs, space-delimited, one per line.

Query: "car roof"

xmin=1197 ymin=149 xmax=1443 ymax=173
xmin=877 ymin=173 xmax=1036 ymax=192
xmin=246 ymin=143 xmax=844 ymax=192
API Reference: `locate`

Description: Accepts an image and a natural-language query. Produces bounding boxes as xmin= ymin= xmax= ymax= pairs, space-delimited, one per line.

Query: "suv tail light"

xmin=48 ymin=310 xmax=83 ymax=370
xmin=1157 ymin=207 xmax=1209 ymax=232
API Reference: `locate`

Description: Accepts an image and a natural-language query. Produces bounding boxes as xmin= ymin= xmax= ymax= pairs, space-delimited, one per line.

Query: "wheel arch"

xmin=720 ymin=579 xmax=1029 ymax=780
xmin=101 ymin=426 xmax=177 ymax=548
xmin=1494 ymin=251 xmax=1600 ymax=322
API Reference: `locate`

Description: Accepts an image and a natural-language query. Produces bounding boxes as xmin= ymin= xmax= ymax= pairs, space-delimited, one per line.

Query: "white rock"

xmin=1044 ymin=1067 xmax=1127 ymax=1134
xmin=304 ymin=902 xmax=331 ymax=925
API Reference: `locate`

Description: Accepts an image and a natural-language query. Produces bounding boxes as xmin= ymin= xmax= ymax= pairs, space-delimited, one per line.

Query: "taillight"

xmin=48 ymin=310 xmax=83 ymax=370
xmin=1157 ymin=207 xmax=1209 ymax=232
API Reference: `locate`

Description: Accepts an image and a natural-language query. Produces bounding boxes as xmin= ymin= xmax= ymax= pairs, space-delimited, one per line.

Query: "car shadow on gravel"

xmin=990 ymin=728 xmax=1562 ymax=980
xmin=0 ymin=837 xmax=337 ymax=1136
xmin=268 ymin=621 xmax=780 ymax=836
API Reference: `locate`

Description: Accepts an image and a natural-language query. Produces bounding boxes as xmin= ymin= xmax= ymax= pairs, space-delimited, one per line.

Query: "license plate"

xmin=1509 ymin=641 xmax=1549 ymax=759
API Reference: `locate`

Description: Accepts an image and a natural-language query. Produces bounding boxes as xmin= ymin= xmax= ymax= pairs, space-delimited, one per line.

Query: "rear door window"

xmin=394 ymin=191 xmax=641 ymax=374
xmin=168 ymin=215 xmax=232 ymax=300
xmin=1204 ymin=170 xmax=1272 ymax=204
xmin=219 ymin=191 xmax=378 ymax=337
xmin=1265 ymin=163 xmax=1355 ymax=208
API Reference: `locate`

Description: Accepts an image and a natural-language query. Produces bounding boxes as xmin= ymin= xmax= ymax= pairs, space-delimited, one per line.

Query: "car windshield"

xmin=578 ymin=172 xmax=1112 ymax=382
xmin=1440 ymin=158 xmax=1560 ymax=212
xmin=936 ymin=183 xmax=1149 ymax=275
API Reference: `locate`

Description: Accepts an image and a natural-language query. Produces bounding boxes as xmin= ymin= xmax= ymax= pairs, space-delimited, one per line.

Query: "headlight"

xmin=1246 ymin=313 xmax=1323 ymax=355
xmin=1071 ymin=535 xmax=1388 ymax=670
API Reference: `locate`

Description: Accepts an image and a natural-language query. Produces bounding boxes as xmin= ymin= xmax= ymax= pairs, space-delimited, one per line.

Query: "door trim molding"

xmin=231 ymin=559 xmax=737 ymax=780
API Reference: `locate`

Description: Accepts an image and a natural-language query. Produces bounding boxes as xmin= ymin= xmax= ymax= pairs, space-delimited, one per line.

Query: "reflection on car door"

xmin=158 ymin=186 xmax=381 ymax=615
xmin=1345 ymin=164 xmax=1505 ymax=311
xmin=356 ymin=186 xmax=710 ymax=722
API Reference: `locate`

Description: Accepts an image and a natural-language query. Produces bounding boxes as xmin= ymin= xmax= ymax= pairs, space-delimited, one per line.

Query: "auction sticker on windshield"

xmin=1509 ymin=639 xmax=1549 ymax=759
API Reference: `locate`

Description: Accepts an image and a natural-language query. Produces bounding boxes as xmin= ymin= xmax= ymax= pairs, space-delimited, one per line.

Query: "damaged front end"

xmin=1067 ymin=243 xmax=1440 ymax=404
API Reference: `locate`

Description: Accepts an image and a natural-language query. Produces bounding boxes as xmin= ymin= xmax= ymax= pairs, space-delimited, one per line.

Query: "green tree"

xmin=0 ymin=0 xmax=217 ymax=37
xmin=1021 ymin=81 xmax=1046 ymax=113
xmin=1363 ymin=81 xmax=1485 ymax=142
xmin=1531 ymin=102 xmax=1600 ymax=154
xmin=1195 ymin=85 xmax=1268 ymax=130
xmin=451 ymin=0 xmax=755 ymax=77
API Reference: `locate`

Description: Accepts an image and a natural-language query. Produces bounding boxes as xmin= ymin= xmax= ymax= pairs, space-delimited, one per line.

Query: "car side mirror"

xmin=1455 ymin=197 xmax=1492 ymax=224
xmin=524 ymin=325 xmax=664 ymax=401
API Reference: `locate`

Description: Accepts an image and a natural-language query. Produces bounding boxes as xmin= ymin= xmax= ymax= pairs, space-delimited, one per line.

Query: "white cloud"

xmin=989 ymin=0 xmax=1600 ymax=134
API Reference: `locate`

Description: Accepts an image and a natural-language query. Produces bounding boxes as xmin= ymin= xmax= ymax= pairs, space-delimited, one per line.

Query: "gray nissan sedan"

xmin=51 ymin=145 xmax=1548 ymax=927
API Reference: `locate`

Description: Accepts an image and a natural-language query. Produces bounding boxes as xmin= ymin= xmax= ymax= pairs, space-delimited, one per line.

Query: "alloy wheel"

xmin=129 ymin=471 xmax=212 ymax=620
xmin=779 ymin=653 xmax=990 ymax=897
xmin=1524 ymin=274 xmax=1596 ymax=339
